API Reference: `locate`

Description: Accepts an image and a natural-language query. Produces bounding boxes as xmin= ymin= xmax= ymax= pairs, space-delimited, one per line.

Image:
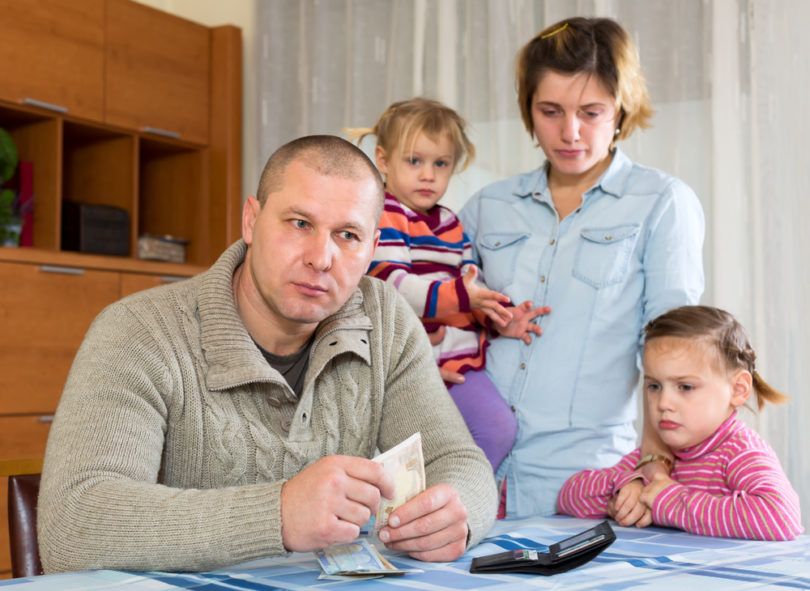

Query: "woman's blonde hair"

xmin=515 ymin=17 xmax=653 ymax=142
xmin=345 ymin=97 xmax=475 ymax=172
xmin=644 ymin=305 xmax=788 ymax=411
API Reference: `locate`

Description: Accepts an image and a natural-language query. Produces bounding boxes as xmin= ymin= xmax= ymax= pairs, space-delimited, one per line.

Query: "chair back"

xmin=2 ymin=459 xmax=44 ymax=578
xmin=8 ymin=473 xmax=43 ymax=578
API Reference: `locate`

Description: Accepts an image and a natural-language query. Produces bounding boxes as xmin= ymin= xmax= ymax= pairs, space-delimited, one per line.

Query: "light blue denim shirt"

xmin=458 ymin=149 xmax=705 ymax=516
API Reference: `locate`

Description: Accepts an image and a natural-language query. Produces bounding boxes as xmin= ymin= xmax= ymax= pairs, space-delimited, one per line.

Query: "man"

xmin=38 ymin=136 xmax=497 ymax=573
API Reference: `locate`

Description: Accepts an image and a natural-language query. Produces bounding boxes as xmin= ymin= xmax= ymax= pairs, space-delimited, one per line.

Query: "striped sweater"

xmin=368 ymin=193 xmax=488 ymax=375
xmin=556 ymin=413 xmax=803 ymax=540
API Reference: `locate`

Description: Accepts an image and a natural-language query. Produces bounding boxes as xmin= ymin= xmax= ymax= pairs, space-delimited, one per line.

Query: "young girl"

xmin=348 ymin=98 xmax=548 ymax=470
xmin=557 ymin=305 xmax=803 ymax=541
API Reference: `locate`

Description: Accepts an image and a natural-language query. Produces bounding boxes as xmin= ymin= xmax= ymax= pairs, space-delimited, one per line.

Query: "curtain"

xmin=255 ymin=0 xmax=810 ymax=530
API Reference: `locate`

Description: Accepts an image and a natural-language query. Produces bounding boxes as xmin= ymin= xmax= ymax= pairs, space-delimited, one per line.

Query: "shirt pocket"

xmin=573 ymin=224 xmax=640 ymax=288
xmin=478 ymin=231 xmax=530 ymax=290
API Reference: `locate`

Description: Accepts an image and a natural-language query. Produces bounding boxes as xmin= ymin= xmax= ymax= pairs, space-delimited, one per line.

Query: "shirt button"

xmin=540 ymin=276 xmax=546 ymax=283
xmin=549 ymin=238 xmax=556 ymax=245
xmin=605 ymin=235 xmax=612 ymax=240
xmin=267 ymin=396 xmax=281 ymax=407
xmin=520 ymin=363 xmax=526 ymax=370
xmin=510 ymin=405 xmax=516 ymax=412
xmin=281 ymin=418 xmax=292 ymax=432
xmin=495 ymin=241 xmax=501 ymax=247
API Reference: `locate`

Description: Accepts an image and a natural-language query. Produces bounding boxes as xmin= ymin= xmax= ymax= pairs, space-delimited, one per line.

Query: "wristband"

xmin=634 ymin=454 xmax=673 ymax=474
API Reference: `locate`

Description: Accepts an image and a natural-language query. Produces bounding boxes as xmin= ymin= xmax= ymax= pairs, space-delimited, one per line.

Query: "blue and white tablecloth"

xmin=3 ymin=515 xmax=809 ymax=589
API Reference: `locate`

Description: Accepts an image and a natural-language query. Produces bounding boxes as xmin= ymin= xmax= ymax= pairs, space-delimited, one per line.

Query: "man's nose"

xmin=305 ymin=231 xmax=333 ymax=271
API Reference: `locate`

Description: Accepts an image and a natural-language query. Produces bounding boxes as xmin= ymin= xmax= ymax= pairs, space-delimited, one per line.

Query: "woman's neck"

xmin=547 ymin=151 xmax=614 ymax=219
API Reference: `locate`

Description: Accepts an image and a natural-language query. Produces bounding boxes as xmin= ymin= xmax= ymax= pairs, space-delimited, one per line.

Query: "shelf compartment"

xmin=0 ymin=103 xmax=60 ymax=251
xmin=138 ymin=136 xmax=207 ymax=266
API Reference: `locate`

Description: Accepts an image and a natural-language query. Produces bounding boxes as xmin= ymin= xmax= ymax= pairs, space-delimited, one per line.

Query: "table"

xmin=3 ymin=515 xmax=809 ymax=589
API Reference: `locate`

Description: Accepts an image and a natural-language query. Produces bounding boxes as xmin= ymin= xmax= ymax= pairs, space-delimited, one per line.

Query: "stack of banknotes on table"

xmin=315 ymin=433 xmax=425 ymax=580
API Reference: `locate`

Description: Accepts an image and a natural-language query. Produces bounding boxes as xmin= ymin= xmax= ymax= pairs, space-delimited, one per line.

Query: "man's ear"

xmin=242 ymin=195 xmax=261 ymax=245
xmin=730 ymin=369 xmax=753 ymax=408
xmin=374 ymin=146 xmax=389 ymax=175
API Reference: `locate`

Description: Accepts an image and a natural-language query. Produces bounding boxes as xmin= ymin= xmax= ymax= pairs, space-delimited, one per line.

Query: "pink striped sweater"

xmin=556 ymin=413 xmax=803 ymax=540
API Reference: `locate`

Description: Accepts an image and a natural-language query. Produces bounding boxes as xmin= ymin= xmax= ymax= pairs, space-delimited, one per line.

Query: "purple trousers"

xmin=448 ymin=369 xmax=517 ymax=470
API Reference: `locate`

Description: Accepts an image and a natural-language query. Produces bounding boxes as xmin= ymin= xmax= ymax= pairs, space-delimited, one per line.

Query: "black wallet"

xmin=469 ymin=520 xmax=615 ymax=575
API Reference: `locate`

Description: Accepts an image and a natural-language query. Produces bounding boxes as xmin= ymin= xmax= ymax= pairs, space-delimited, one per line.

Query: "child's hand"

xmin=462 ymin=266 xmax=512 ymax=326
xmin=426 ymin=326 xmax=465 ymax=384
xmin=639 ymin=474 xmax=675 ymax=508
xmin=494 ymin=301 xmax=550 ymax=344
xmin=612 ymin=479 xmax=652 ymax=528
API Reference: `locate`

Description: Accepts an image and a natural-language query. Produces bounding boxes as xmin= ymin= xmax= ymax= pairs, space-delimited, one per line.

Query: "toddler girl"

xmin=557 ymin=305 xmax=802 ymax=540
xmin=348 ymin=98 xmax=548 ymax=470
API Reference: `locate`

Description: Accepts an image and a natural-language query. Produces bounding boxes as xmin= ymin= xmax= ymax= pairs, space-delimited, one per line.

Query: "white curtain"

xmin=256 ymin=0 xmax=810 ymax=530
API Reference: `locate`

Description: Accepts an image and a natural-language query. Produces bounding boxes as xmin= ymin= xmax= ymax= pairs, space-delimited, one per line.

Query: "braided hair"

xmin=644 ymin=305 xmax=787 ymax=410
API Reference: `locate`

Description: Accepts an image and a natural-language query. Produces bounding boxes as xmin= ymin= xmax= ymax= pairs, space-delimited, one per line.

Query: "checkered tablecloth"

xmin=4 ymin=515 xmax=809 ymax=590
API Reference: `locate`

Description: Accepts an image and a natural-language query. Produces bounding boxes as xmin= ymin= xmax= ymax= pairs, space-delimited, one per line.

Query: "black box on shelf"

xmin=61 ymin=201 xmax=130 ymax=256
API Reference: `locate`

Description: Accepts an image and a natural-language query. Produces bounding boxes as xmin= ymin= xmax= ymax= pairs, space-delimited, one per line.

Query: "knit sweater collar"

xmin=672 ymin=411 xmax=744 ymax=461
xmin=199 ymin=240 xmax=372 ymax=392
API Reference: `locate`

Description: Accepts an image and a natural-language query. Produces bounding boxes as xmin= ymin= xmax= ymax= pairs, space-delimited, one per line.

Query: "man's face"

xmin=242 ymin=160 xmax=381 ymax=333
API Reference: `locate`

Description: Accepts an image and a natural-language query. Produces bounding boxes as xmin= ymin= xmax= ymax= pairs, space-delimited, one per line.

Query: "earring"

xmin=614 ymin=128 xmax=620 ymax=136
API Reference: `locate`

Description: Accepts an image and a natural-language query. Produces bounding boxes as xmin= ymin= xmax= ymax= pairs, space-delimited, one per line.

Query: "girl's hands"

xmin=494 ymin=301 xmax=550 ymax=344
xmin=611 ymin=480 xmax=652 ymax=528
xmin=462 ymin=266 xmax=512 ymax=326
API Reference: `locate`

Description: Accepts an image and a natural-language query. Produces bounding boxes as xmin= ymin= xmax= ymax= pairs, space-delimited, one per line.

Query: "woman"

xmin=457 ymin=17 xmax=705 ymax=517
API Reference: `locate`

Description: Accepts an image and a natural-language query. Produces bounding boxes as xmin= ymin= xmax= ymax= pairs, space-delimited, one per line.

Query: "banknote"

xmin=372 ymin=432 xmax=426 ymax=533
xmin=315 ymin=538 xmax=407 ymax=576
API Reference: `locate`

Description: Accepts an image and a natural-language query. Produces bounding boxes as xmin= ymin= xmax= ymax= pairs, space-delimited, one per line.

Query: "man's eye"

xmin=340 ymin=231 xmax=359 ymax=241
xmin=293 ymin=219 xmax=309 ymax=229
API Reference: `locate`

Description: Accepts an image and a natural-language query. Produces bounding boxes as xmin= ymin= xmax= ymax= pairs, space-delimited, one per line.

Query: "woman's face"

xmin=531 ymin=70 xmax=618 ymax=183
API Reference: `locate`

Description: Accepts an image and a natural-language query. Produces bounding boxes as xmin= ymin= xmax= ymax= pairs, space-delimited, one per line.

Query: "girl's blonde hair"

xmin=345 ymin=97 xmax=475 ymax=172
xmin=644 ymin=305 xmax=788 ymax=410
xmin=515 ymin=17 xmax=653 ymax=142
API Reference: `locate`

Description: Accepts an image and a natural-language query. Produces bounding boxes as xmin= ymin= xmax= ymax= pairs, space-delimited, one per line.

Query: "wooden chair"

xmin=1 ymin=458 xmax=44 ymax=578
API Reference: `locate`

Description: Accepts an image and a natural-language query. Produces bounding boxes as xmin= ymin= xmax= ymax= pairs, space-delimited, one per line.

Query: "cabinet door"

xmin=0 ymin=261 xmax=120 ymax=414
xmin=105 ymin=0 xmax=211 ymax=145
xmin=0 ymin=0 xmax=105 ymax=121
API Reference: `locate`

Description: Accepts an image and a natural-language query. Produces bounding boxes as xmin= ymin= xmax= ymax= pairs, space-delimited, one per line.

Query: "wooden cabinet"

xmin=106 ymin=0 xmax=211 ymax=145
xmin=0 ymin=0 xmax=106 ymax=122
xmin=0 ymin=0 xmax=242 ymax=578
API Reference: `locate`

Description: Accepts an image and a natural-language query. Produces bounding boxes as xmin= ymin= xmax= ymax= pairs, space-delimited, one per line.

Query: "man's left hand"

xmin=377 ymin=483 xmax=468 ymax=562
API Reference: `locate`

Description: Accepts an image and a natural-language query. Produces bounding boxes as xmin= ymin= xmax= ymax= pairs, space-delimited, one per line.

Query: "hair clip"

xmin=541 ymin=22 xmax=568 ymax=39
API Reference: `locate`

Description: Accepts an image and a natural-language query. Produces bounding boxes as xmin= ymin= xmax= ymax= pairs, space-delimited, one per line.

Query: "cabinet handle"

xmin=37 ymin=415 xmax=54 ymax=423
xmin=160 ymin=276 xmax=186 ymax=284
xmin=40 ymin=265 xmax=84 ymax=276
xmin=22 ymin=98 xmax=68 ymax=114
xmin=142 ymin=126 xmax=181 ymax=139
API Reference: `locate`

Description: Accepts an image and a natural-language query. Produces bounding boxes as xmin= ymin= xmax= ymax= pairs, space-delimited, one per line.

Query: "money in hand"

xmin=372 ymin=432 xmax=426 ymax=533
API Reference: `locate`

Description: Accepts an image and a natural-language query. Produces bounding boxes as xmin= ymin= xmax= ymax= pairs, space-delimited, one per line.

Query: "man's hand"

xmin=377 ymin=483 xmax=469 ymax=562
xmin=280 ymin=455 xmax=395 ymax=552
xmin=462 ymin=266 xmax=512 ymax=327
xmin=493 ymin=301 xmax=550 ymax=344
xmin=611 ymin=479 xmax=652 ymax=528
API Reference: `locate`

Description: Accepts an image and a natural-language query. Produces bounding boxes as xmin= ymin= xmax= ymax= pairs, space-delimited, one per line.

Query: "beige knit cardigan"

xmin=38 ymin=240 xmax=497 ymax=573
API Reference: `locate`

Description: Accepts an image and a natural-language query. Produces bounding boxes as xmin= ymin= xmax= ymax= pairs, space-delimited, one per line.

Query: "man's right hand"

xmin=280 ymin=455 xmax=395 ymax=552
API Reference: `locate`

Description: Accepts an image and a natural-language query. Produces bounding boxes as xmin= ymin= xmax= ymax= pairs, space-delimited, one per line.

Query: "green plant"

xmin=0 ymin=127 xmax=20 ymax=245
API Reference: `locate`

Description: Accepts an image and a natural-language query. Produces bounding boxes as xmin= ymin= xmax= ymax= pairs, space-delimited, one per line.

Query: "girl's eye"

xmin=679 ymin=384 xmax=695 ymax=392
xmin=408 ymin=157 xmax=421 ymax=166
xmin=435 ymin=160 xmax=450 ymax=168
xmin=645 ymin=382 xmax=661 ymax=392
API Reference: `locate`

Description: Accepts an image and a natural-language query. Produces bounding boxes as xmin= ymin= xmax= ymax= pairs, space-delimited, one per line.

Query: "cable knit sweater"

xmin=38 ymin=240 xmax=497 ymax=573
